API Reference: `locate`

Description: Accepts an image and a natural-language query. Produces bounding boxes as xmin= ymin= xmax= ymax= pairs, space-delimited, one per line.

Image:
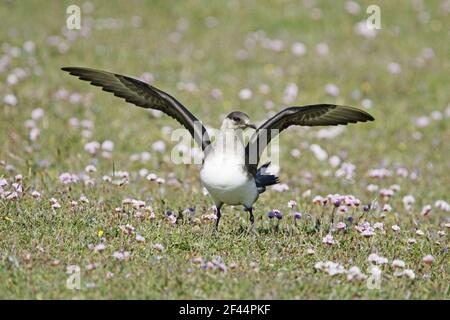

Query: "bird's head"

xmin=223 ymin=111 xmax=257 ymax=130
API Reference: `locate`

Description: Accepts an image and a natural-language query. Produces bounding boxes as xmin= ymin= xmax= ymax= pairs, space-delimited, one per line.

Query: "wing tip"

xmin=61 ymin=66 xmax=78 ymax=73
xmin=338 ymin=105 xmax=375 ymax=122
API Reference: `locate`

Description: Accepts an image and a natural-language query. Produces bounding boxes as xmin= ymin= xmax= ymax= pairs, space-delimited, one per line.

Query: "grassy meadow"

xmin=0 ymin=0 xmax=449 ymax=299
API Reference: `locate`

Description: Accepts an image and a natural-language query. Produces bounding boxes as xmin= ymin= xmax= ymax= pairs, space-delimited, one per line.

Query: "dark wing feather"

xmin=245 ymin=104 xmax=374 ymax=175
xmin=61 ymin=67 xmax=211 ymax=151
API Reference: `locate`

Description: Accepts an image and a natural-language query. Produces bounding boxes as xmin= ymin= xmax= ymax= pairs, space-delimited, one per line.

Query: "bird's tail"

xmin=255 ymin=162 xmax=279 ymax=194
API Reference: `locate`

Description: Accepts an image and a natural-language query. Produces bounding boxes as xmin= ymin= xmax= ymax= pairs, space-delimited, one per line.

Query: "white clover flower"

xmin=354 ymin=20 xmax=378 ymax=38
xmin=282 ymin=83 xmax=298 ymax=104
xmin=345 ymin=1 xmax=361 ymax=15
xmin=135 ymin=234 xmax=145 ymax=243
xmin=101 ymin=140 xmax=114 ymax=152
xmin=291 ymin=42 xmax=306 ymax=56
xmin=416 ymin=229 xmax=425 ymax=236
xmin=373 ymin=222 xmax=384 ymax=230
xmin=31 ymin=108 xmax=44 ymax=120
xmin=239 ymin=88 xmax=252 ymax=100
xmin=346 ymin=266 xmax=366 ymax=281
xmin=3 ymin=94 xmax=18 ymax=106
xmin=152 ymin=140 xmax=166 ymax=153
xmin=94 ymin=243 xmax=106 ymax=252
xmin=84 ymin=141 xmax=100 ymax=154
xmin=392 ymin=259 xmax=406 ymax=268
xmin=325 ymin=83 xmax=340 ymax=97
xmin=153 ymin=243 xmax=165 ymax=252
xmin=403 ymin=269 xmax=415 ymax=279
xmin=310 ymin=144 xmax=328 ymax=161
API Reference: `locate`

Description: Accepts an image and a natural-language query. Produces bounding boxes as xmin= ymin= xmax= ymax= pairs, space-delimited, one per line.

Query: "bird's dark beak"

xmin=245 ymin=123 xmax=257 ymax=130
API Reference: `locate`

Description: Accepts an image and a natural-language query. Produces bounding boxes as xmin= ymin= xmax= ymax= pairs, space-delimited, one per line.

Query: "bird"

xmin=61 ymin=67 xmax=375 ymax=231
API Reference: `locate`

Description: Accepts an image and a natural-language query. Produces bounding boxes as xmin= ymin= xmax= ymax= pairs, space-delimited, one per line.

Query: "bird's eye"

xmin=232 ymin=117 xmax=240 ymax=122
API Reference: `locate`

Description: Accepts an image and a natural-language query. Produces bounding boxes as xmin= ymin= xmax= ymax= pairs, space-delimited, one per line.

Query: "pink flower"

xmin=421 ymin=205 xmax=431 ymax=216
xmin=361 ymin=229 xmax=375 ymax=237
xmin=84 ymin=141 xmax=100 ymax=154
xmin=325 ymin=83 xmax=340 ymax=97
xmin=94 ymin=243 xmax=106 ymax=252
xmin=322 ymin=234 xmax=336 ymax=245
xmin=391 ymin=225 xmax=400 ymax=232
xmin=4 ymin=94 xmax=18 ymax=106
xmin=31 ymin=108 xmax=44 ymax=120
xmin=368 ymin=168 xmax=392 ymax=179
xmin=152 ymin=243 xmax=165 ymax=252
xmin=312 ymin=195 xmax=324 ymax=205
xmin=79 ymin=195 xmax=89 ymax=204
xmin=379 ymin=188 xmax=394 ymax=199
xmin=422 ymin=255 xmax=434 ymax=265
xmin=85 ymin=165 xmax=97 ymax=173
xmin=291 ymin=42 xmax=306 ymax=56
xmin=271 ymin=183 xmax=289 ymax=192
xmin=59 ymin=172 xmax=79 ymax=184
xmin=373 ymin=222 xmax=384 ymax=230
xmin=287 ymin=200 xmax=297 ymax=209
xmin=0 ymin=179 xmax=7 ymax=187
xmin=402 ymin=195 xmax=415 ymax=210
xmin=135 ymin=234 xmax=145 ymax=243
xmin=112 ymin=251 xmax=130 ymax=261
xmin=336 ymin=222 xmax=346 ymax=230
xmin=31 ymin=190 xmax=41 ymax=199
xmin=435 ymin=200 xmax=450 ymax=212
xmin=51 ymin=202 xmax=61 ymax=209
xmin=167 ymin=215 xmax=177 ymax=224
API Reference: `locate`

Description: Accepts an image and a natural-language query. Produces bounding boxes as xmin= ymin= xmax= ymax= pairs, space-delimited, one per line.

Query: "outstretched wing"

xmin=245 ymin=104 xmax=374 ymax=175
xmin=61 ymin=67 xmax=211 ymax=151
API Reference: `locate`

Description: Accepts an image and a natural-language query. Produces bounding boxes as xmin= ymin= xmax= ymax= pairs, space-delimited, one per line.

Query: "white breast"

xmin=200 ymin=152 xmax=258 ymax=208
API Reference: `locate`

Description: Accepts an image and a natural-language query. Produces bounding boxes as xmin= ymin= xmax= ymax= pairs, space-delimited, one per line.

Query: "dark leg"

xmin=247 ymin=207 xmax=254 ymax=225
xmin=215 ymin=203 xmax=223 ymax=231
